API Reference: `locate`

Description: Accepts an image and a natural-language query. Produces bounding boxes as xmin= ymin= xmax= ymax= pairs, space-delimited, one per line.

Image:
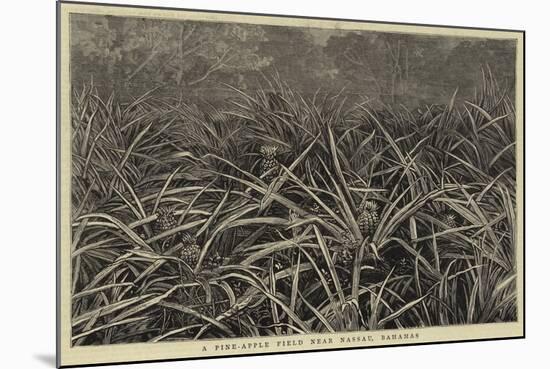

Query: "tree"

xmin=256 ymin=27 xmax=340 ymax=94
xmin=324 ymin=32 xmax=447 ymax=104
xmin=70 ymin=15 xmax=272 ymax=94
xmin=436 ymin=39 xmax=516 ymax=96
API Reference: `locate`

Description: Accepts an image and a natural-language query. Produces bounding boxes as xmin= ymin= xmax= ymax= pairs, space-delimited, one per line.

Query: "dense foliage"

xmin=71 ymin=72 xmax=517 ymax=345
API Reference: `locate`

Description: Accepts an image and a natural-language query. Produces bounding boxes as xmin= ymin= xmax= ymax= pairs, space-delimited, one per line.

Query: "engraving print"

xmin=69 ymin=13 xmax=518 ymax=346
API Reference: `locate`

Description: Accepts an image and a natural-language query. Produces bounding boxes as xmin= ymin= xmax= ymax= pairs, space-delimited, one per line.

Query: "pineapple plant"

xmin=259 ymin=145 xmax=279 ymax=182
xmin=309 ymin=202 xmax=320 ymax=215
xmin=333 ymin=230 xmax=356 ymax=287
xmin=317 ymin=252 xmax=351 ymax=288
xmin=229 ymin=279 xmax=247 ymax=297
xmin=340 ymin=229 xmax=358 ymax=249
xmin=180 ymin=232 xmax=201 ymax=267
xmin=375 ymin=255 xmax=412 ymax=277
xmin=325 ymin=198 xmax=341 ymax=217
xmin=441 ymin=212 xmax=457 ymax=229
xmin=335 ymin=247 xmax=354 ymax=268
xmin=393 ymin=257 xmax=412 ymax=276
xmin=154 ymin=206 xmax=178 ymax=251
xmin=315 ymin=230 xmax=356 ymax=288
xmin=330 ymin=230 xmax=357 ymax=268
xmin=154 ymin=206 xmax=177 ymax=234
xmin=317 ymin=260 xmax=334 ymax=286
xmin=300 ymin=200 xmax=320 ymax=216
xmin=357 ymin=199 xmax=380 ymax=238
xmin=273 ymin=259 xmax=285 ymax=272
xmin=203 ymin=253 xmax=224 ymax=270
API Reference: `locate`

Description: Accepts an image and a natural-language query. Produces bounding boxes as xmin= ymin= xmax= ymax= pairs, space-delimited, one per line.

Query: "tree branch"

xmin=344 ymin=47 xmax=383 ymax=95
xmin=187 ymin=48 xmax=234 ymax=86
xmin=127 ymin=39 xmax=163 ymax=81
xmin=343 ymin=48 xmax=364 ymax=66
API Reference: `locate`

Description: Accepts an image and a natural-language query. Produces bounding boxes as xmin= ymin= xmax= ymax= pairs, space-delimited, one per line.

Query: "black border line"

xmin=56 ymin=1 xmax=526 ymax=367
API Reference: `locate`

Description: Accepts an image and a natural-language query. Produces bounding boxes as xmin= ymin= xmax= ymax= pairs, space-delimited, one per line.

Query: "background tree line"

xmin=71 ymin=14 xmax=516 ymax=107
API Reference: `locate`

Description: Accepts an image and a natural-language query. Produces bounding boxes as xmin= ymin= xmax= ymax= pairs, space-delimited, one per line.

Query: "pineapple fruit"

xmin=203 ymin=253 xmax=224 ymax=269
xmin=154 ymin=206 xmax=178 ymax=251
xmin=335 ymin=247 xmax=354 ymax=268
xmin=340 ymin=230 xmax=358 ymax=250
xmin=441 ymin=213 xmax=457 ymax=229
xmin=154 ymin=206 xmax=177 ymax=234
xmin=317 ymin=230 xmax=356 ymax=288
xmin=180 ymin=232 xmax=201 ymax=267
xmin=259 ymin=145 xmax=279 ymax=182
xmin=309 ymin=202 xmax=320 ymax=215
xmin=229 ymin=279 xmax=246 ymax=297
xmin=335 ymin=230 xmax=356 ymax=277
xmin=357 ymin=200 xmax=380 ymax=237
